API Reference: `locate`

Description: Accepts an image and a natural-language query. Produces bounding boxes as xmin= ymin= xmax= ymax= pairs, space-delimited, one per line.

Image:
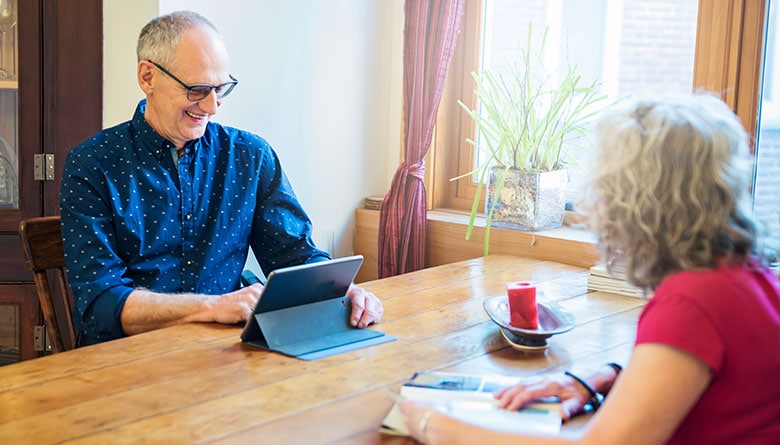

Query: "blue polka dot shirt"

xmin=60 ymin=100 xmax=331 ymax=345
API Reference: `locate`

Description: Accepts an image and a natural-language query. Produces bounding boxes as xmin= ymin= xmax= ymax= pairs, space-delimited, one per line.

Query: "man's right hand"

xmin=121 ymin=284 xmax=264 ymax=335
xmin=209 ymin=283 xmax=264 ymax=324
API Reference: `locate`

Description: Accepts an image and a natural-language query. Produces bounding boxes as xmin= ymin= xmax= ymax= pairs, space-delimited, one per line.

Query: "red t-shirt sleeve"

xmin=635 ymin=292 xmax=725 ymax=373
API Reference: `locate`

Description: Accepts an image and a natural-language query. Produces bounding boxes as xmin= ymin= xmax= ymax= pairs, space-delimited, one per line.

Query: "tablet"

xmin=239 ymin=255 xmax=395 ymax=360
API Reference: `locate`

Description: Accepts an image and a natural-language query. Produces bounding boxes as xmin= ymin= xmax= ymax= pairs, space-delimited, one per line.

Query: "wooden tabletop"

xmin=0 ymin=254 xmax=646 ymax=444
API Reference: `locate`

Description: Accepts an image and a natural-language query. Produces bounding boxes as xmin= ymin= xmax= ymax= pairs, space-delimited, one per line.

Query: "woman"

xmin=400 ymin=94 xmax=780 ymax=444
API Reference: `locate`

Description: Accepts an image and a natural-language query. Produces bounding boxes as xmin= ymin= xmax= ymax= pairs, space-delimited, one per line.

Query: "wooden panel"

xmin=0 ymin=234 xmax=29 ymax=280
xmin=42 ymin=0 xmax=103 ymax=215
xmin=733 ymin=0 xmax=767 ymax=139
xmin=693 ymin=0 xmax=766 ymax=145
xmin=0 ymin=284 xmax=39 ymax=362
xmin=693 ymin=0 xmax=742 ymax=106
xmin=354 ymin=207 xmax=380 ymax=283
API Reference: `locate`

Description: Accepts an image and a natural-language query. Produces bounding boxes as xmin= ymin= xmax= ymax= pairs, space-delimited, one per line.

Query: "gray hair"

xmin=583 ymin=93 xmax=759 ymax=289
xmin=137 ymin=10 xmax=218 ymax=67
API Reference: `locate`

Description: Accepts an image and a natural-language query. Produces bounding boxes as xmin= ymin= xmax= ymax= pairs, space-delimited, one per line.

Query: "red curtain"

xmin=377 ymin=0 xmax=465 ymax=278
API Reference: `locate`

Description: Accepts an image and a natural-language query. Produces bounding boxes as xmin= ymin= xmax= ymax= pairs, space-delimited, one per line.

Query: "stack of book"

xmin=587 ymin=263 xmax=648 ymax=298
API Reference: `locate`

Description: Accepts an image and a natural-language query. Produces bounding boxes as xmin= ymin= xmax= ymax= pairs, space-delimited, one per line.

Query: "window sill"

xmin=353 ymin=207 xmax=600 ymax=282
xmin=425 ymin=209 xmax=600 ymax=268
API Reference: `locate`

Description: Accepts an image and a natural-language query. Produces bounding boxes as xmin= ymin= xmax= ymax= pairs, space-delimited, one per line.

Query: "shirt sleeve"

xmin=636 ymin=291 xmax=726 ymax=373
xmin=249 ymin=141 xmax=331 ymax=274
xmin=60 ymin=145 xmax=135 ymax=345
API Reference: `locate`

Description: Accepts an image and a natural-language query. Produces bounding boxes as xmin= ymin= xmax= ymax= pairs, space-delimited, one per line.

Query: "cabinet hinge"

xmin=33 ymin=326 xmax=52 ymax=352
xmin=33 ymin=325 xmax=45 ymax=351
xmin=33 ymin=154 xmax=56 ymax=181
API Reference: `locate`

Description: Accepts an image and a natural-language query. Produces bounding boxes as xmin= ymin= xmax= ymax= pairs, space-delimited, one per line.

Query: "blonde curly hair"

xmin=583 ymin=94 xmax=759 ymax=290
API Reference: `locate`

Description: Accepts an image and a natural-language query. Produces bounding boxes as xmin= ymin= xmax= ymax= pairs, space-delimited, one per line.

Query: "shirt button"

xmin=185 ymin=214 xmax=192 ymax=220
xmin=186 ymin=260 xmax=193 ymax=265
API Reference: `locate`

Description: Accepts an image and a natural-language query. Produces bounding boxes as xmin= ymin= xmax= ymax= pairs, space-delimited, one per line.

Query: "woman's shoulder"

xmin=658 ymin=260 xmax=765 ymax=291
xmin=652 ymin=260 xmax=779 ymax=316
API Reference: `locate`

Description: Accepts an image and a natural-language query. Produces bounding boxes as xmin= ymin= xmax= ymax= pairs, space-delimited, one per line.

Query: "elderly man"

xmin=60 ymin=10 xmax=383 ymax=345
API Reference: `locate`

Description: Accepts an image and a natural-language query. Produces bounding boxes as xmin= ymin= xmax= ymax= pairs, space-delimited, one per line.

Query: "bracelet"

xmin=418 ymin=409 xmax=436 ymax=442
xmin=565 ymin=370 xmax=603 ymax=410
xmin=607 ymin=362 xmax=623 ymax=375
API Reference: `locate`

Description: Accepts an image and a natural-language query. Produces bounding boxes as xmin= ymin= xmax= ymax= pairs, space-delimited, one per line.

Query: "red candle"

xmin=506 ymin=282 xmax=539 ymax=329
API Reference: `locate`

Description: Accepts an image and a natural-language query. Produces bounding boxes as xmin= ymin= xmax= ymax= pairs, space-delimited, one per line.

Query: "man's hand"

xmin=209 ymin=283 xmax=264 ymax=324
xmin=121 ymin=284 xmax=264 ymax=335
xmin=346 ymin=284 xmax=383 ymax=328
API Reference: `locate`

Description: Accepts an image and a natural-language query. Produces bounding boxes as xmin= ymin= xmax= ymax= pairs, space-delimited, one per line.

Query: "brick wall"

xmin=756 ymin=129 xmax=780 ymax=239
xmin=619 ymin=0 xmax=698 ymax=96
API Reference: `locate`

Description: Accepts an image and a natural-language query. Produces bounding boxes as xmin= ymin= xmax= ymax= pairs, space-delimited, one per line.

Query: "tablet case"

xmin=240 ymin=255 xmax=395 ymax=360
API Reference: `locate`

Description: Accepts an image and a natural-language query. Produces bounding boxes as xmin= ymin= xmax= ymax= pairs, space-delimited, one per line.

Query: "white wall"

xmin=103 ymin=0 xmax=403 ymax=260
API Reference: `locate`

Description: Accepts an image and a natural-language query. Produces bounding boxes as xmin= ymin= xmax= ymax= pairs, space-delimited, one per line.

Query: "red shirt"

xmin=635 ymin=260 xmax=780 ymax=445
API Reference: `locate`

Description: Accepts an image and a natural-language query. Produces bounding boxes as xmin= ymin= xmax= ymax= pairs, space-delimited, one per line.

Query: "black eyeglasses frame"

xmin=147 ymin=60 xmax=238 ymax=102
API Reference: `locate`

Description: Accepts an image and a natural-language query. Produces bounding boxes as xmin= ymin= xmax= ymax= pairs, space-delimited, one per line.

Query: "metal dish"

xmin=499 ymin=327 xmax=550 ymax=352
xmin=483 ymin=294 xmax=575 ymax=349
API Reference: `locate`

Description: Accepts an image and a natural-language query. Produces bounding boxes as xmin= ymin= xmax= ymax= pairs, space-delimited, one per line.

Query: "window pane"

xmin=478 ymin=0 xmax=699 ymax=200
xmin=755 ymin=2 xmax=780 ymax=248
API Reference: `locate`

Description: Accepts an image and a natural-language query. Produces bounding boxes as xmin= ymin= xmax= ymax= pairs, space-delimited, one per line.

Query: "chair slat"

xmin=19 ymin=216 xmax=77 ymax=353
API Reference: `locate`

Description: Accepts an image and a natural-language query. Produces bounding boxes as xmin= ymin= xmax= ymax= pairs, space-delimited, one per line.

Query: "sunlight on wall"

xmin=103 ymin=0 xmax=403 ymax=259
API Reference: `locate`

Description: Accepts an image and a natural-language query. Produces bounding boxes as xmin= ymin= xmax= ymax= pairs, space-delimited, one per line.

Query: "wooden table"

xmin=0 ymin=255 xmax=646 ymax=444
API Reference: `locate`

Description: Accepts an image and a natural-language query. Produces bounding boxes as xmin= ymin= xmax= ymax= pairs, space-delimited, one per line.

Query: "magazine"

xmin=379 ymin=371 xmax=562 ymax=436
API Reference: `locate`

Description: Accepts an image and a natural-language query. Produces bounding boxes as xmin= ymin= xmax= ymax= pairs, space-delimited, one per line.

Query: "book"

xmin=587 ymin=263 xmax=647 ymax=298
xmin=379 ymin=371 xmax=562 ymax=437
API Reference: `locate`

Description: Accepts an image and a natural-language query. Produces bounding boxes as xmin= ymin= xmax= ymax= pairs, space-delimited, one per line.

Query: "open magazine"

xmin=380 ymin=371 xmax=562 ymax=436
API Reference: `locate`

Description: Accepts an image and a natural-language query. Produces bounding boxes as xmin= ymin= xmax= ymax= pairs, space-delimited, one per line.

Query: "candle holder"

xmin=483 ymin=293 xmax=575 ymax=352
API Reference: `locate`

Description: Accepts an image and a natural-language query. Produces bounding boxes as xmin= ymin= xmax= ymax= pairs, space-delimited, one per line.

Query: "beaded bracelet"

xmin=564 ymin=370 xmax=603 ymax=410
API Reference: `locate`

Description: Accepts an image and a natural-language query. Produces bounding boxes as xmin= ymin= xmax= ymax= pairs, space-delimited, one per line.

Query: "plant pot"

xmin=486 ymin=167 xmax=568 ymax=231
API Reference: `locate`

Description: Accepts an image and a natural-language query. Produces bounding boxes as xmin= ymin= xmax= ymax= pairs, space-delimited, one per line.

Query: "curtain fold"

xmin=377 ymin=0 xmax=465 ymax=278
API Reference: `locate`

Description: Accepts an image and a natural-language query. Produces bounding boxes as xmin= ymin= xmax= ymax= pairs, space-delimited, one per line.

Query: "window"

xmin=755 ymin=2 xmax=780 ymax=246
xmin=430 ymin=0 xmax=772 ymax=239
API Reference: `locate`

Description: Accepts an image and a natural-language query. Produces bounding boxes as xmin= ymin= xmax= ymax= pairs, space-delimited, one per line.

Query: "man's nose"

xmin=198 ymin=89 xmax=220 ymax=113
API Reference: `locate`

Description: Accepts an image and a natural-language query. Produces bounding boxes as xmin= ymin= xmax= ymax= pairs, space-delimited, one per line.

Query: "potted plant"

xmin=453 ymin=24 xmax=608 ymax=255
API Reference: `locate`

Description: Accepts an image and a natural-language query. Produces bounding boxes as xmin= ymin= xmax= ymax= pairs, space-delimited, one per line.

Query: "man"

xmin=60 ymin=10 xmax=383 ymax=346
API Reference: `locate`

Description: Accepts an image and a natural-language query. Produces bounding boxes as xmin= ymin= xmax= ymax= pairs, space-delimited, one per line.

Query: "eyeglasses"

xmin=147 ymin=60 xmax=238 ymax=102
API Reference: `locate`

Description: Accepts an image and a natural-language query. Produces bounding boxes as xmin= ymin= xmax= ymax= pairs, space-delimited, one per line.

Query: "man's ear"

xmin=137 ymin=61 xmax=154 ymax=94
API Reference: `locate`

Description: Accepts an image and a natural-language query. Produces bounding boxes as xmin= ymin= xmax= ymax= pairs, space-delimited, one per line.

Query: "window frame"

xmin=427 ymin=0 xmax=768 ymax=214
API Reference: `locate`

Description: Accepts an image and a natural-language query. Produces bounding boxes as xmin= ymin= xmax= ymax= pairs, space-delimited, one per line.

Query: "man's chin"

xmin=185 ymin=127 xmax=208 ymax=141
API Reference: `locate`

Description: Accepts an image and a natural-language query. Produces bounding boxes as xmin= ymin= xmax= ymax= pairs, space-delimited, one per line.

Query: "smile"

xmin=185 ymin=110 xmax=208 ymax=120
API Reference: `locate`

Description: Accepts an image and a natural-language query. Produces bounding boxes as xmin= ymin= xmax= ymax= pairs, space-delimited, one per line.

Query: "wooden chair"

xmin=18 ymin=216 xmax=78 ymax=353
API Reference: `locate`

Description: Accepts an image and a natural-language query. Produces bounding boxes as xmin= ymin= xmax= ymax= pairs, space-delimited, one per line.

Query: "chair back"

xmin=19 ymin=216 xmax=78 ymax=353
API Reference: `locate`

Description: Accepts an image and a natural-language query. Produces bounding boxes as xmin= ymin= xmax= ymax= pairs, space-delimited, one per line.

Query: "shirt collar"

xmin=131 ymin=99 xmax=204 ymax=161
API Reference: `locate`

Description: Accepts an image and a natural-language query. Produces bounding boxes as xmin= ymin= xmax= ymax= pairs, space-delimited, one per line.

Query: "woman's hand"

xmin=495 ymin=374 xmax=594 ymax=421
xmin=400 ymin=400 xmax=436 ymax=443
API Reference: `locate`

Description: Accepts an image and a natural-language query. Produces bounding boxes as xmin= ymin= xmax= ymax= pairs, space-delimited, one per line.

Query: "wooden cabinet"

xmin=0 ymin=0 xmax=101 ymax=363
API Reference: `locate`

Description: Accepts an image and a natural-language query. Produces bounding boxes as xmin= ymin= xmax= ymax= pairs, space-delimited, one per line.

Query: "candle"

xmin=506 ymin=281 xmax=539 ymax=329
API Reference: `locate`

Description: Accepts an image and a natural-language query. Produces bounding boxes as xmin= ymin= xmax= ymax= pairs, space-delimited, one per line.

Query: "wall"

xmin=102 ymin=0 xmax=403 ymax=263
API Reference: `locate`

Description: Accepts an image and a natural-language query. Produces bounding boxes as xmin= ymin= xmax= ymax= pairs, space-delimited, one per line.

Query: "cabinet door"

xmin=0 ymin=0 xmax=101 ymax=363
xmin=0 ymin=0 xmax=38 ymax=232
